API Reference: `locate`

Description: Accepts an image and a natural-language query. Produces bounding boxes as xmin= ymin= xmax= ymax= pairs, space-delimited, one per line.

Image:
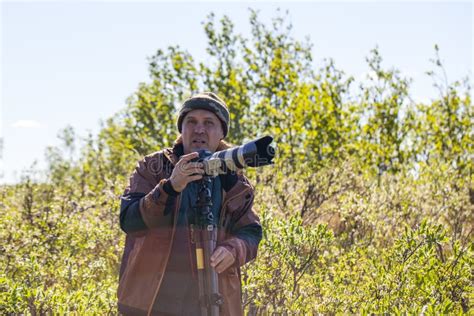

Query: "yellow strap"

xmin=196 ymin=248 xmax=204 ymax=270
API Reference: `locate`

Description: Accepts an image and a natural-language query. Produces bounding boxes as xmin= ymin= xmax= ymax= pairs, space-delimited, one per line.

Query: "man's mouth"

xmin=192 ymin=139 xmax=207 ymax=145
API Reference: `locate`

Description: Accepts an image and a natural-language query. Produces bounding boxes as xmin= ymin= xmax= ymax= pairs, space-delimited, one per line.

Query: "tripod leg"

xmin=203 ymin=230 xmax=220 ymax=316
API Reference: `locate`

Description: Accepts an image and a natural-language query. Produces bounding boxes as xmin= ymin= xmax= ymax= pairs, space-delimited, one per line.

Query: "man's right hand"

xmin=169 ymin=152 xmax=205 ymax=192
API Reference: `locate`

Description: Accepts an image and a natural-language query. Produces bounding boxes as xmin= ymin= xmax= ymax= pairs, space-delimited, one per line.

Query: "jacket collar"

xmin=163 ymin=143 xmax=183 ymax=166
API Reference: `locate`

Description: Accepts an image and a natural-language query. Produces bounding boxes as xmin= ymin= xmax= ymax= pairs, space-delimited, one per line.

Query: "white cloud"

xmin=11 ymin=120 xmax=43 ymax=129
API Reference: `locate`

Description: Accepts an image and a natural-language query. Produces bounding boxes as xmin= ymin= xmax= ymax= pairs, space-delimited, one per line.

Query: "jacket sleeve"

xmin=120 ymin=192 xmax=147 ymax=233
xmin=119 ymin=153 xmax=178 ymax=236
xmin=220 ymin=178 xmax=262 ymax=267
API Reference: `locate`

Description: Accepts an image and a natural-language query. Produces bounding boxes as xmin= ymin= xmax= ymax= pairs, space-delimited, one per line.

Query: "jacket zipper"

xmin=147 ymin=192 xmax=182 ymax=316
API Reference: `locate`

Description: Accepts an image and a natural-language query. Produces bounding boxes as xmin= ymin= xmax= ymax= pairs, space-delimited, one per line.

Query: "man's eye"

xmin=205 ymin=121 xmax=214 ymax=126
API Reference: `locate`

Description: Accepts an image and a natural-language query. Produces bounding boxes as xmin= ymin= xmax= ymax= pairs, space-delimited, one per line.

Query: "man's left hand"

xmin=210 ymin=246 xmax=235 ymax=273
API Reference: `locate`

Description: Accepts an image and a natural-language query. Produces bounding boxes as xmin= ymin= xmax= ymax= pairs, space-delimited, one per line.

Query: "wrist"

xmin=164 ymin=179 xmax=180 ymax=196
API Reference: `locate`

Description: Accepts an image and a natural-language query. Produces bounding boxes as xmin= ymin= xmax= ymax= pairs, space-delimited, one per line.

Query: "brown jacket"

xmin=117 ymin=147 xmax=261 ymax=315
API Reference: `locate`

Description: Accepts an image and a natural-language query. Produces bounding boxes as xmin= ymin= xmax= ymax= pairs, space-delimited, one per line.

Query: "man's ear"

xmin=219 ymin=126 xmax=225 ymax=140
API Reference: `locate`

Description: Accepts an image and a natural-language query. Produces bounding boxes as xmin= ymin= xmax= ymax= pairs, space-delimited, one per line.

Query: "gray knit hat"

xmin=177 ymin=92 xmax=230 ymax=137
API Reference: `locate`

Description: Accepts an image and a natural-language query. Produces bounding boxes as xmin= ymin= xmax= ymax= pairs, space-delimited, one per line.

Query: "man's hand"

xmin=169 ymin=152 xmax=204 ymax=192
xmin=210 ymin=246 xmax=235 ymax=273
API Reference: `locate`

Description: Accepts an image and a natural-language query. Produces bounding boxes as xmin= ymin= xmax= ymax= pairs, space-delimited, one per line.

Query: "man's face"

xmin=182 ymin=109 xmax=224 ymax=154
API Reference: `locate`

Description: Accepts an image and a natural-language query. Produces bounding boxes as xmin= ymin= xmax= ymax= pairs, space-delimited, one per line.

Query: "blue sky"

xmin=1 ymin=1 xmax=472 ymax=184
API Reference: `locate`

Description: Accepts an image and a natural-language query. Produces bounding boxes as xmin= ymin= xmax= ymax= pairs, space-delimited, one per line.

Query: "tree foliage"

xmin=1 ymin=9 xmax=472 ymax=314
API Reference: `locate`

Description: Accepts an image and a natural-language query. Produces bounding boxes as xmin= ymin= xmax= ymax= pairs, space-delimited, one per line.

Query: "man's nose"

xmin=194 ymin=123 xmax=206 ymax=133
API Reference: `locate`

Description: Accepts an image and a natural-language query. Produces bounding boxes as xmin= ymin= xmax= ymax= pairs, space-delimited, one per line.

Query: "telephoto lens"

xmin=196 ymin=136 xmax=275 ymax=176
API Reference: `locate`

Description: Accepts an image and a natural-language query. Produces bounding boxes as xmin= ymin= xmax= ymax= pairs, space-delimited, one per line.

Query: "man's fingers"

xmin=214 ymin=256 xmax=233 ymax=273
xmin=211 ymin=247 xmax=235 ymax=273
xmin=169 ymin=153 xmax=204 ymax=192
xmin=179 ymin=167 xmax=204 ymax=176
xmin=179 ymin=152 xmax=199 ymax=163
xmin=176 ymin=162 xmax=204 ymax=175
xmin=211 ymin=247 xmax=224 ymax=263
xmin=186 ymin=161 xmax=202 ymax=168
xmin=183 ymin=162 xmax=204 ymax=171
xmin=188 ymin=174 xmax=203 ymax=182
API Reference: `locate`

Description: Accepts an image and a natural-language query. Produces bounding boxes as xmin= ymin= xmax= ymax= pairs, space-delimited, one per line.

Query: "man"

xmin=118 ymin=92 xmax=262 ymax=316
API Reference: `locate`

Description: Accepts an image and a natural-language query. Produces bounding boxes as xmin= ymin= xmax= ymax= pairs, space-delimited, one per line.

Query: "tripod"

xmin=193 ymin=175 xmax=223 ymax=316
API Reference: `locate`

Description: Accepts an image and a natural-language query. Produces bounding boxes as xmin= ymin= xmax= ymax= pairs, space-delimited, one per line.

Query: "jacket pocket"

xmin=226 ymin=267 xmax=240 ymax=292
xmin=227 ymin=197 xmax=245 ymax=214
xmin=117 ymin=228 xmax=172 ymax=310
xmin=219 ymin=266 xmax=243 ymax=316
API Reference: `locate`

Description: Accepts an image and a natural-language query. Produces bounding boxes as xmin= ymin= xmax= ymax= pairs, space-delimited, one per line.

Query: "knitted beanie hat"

xmin=177 ymin=92 xmax=230 ymax=137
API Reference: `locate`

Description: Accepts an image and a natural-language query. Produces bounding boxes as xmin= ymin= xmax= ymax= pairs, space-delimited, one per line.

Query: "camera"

xmin=195 ymin=135 xmax=275 ymax=176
